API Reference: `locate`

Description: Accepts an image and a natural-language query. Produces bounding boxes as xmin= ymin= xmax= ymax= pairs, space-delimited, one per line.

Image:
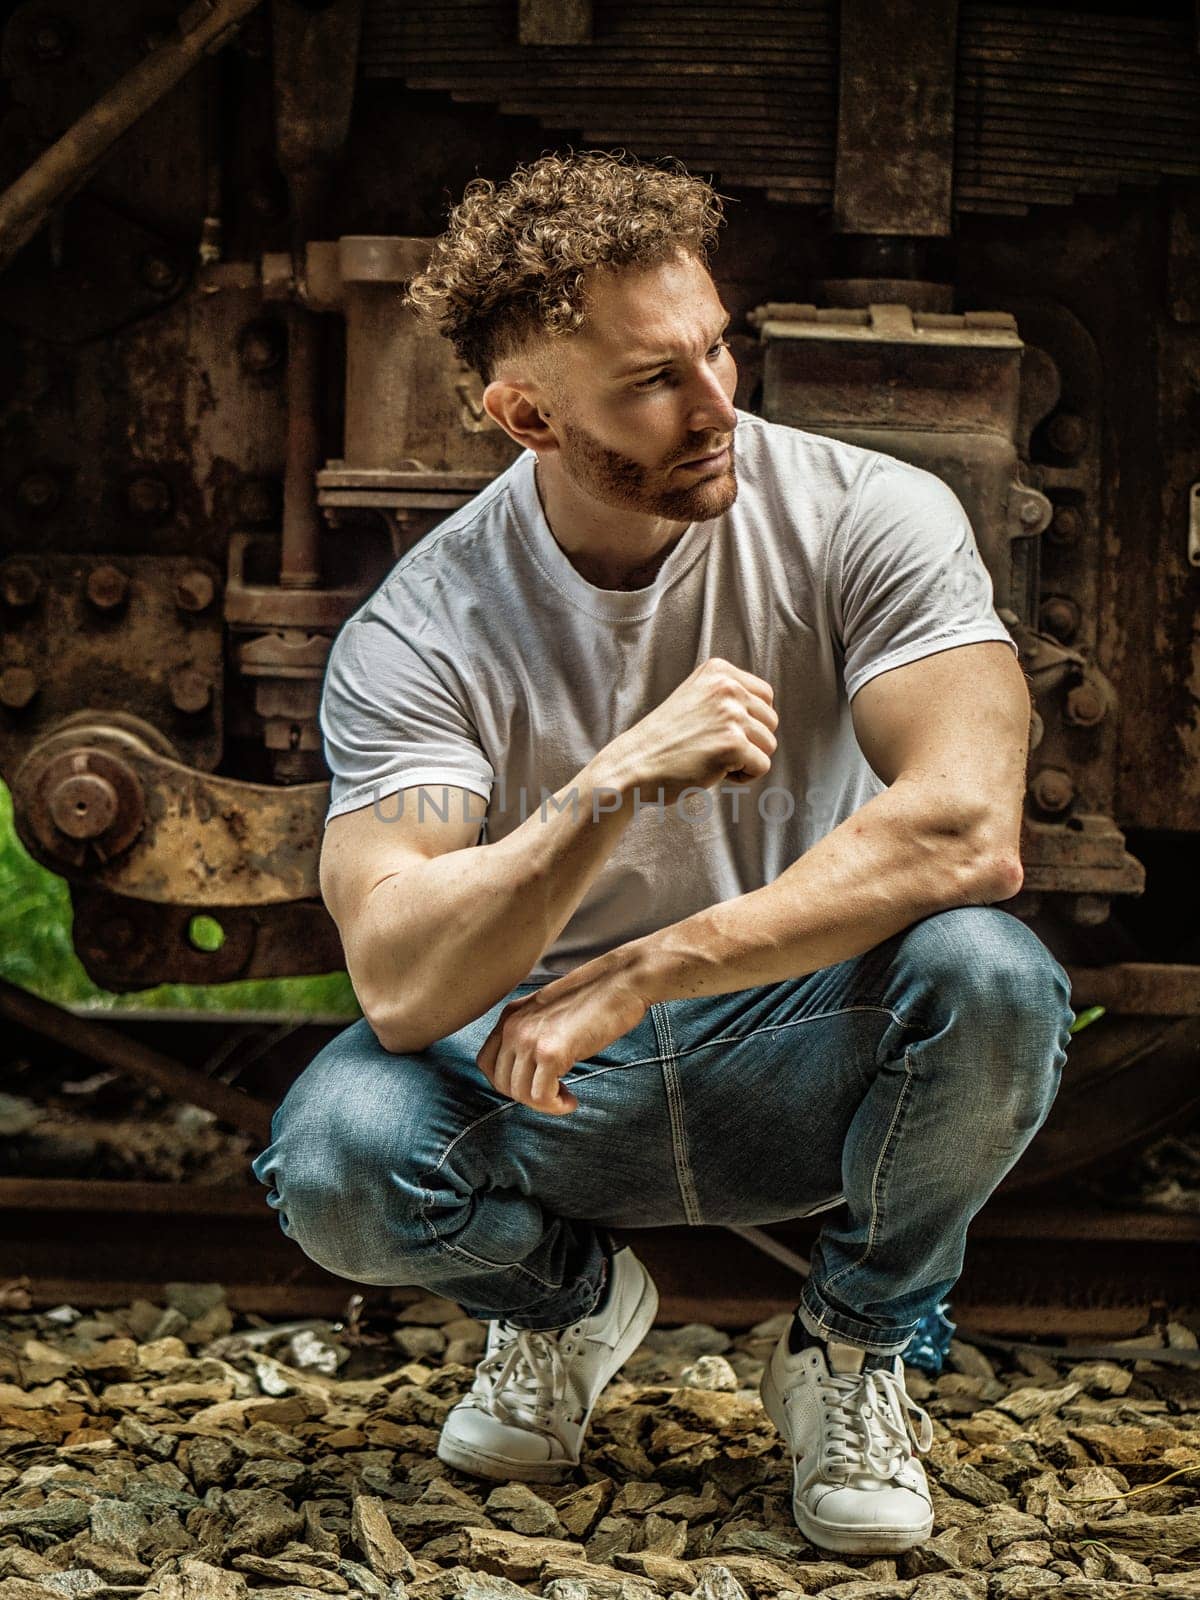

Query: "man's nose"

xmin=685 ymin=359 xmax=737 ymax=436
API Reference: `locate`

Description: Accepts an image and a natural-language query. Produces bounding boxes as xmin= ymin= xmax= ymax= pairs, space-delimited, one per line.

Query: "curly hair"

xmin=405 ymin=151 xmax=725 ymax=380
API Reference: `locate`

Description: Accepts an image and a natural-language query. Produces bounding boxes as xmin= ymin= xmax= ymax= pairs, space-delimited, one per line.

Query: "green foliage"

xmin=0 ymin=781 xmax=359 ymax=1018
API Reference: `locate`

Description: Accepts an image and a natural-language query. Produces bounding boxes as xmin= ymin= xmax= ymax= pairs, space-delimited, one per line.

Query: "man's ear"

xmin=483 ymin=378 xmax=561 ymax=454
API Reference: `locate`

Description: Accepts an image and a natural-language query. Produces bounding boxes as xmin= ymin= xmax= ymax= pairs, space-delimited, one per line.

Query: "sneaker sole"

xmin=436 ymin=1263 xmax=660 ymax=1484
xmin=760 ymin=1363 xmax=933 ymax=1555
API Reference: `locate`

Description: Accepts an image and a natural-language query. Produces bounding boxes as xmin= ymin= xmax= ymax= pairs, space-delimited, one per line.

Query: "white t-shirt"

xmin=320 ymin=411 xmax=1015 ymax=981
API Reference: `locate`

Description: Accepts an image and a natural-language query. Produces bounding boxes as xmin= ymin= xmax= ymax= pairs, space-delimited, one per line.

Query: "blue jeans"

xmin=252 ymin=907 xmax=1073 ymax=1354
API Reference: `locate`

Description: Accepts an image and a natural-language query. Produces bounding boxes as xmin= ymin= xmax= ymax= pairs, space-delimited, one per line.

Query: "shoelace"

xmin=817 ymin=1366 xmax=934 ymax=1483
xmin=468 ymin=1325 xmax=567 ymax=1434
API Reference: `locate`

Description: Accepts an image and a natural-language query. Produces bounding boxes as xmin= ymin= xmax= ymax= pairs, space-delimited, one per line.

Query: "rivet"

xmin=1048 ymin=413 xmax=1087 ymax=458
xmin=1039 ymin=596 xmax=1080 ymax=643
xmin=0 ymin=666 xmax=38 ymax=709
xmin=16 ymin=470 xmax=59 ymax=515
xmin=140 ymin=254 xmax=180 ymax=294
xmin=238 ymin=320 xmax=286 ymax=375
xmin=1 ymin=564 xmax=41 ymax=608
xmin=126 ymin=473 xmax=173 ymax=521
xmin=1048 ymin=506 xmax=1083 ymax=546
xmin=1065 ymin=683 xmax=1106 ymax=727
xmin=86 ymin=565 xmax=128 ymax=611
xmin=176 ymin=570 xmax=216 ymax=613
xmin=1031 ymin=767 xmax=1074 ymax=815
xmin=169 ymin=668 xmax=212 ymax=714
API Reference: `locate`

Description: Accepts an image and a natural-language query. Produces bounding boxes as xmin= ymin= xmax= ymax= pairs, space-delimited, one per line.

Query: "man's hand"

xmin=476 ymin=955 xmax=651 ymax=1115
xmin=605 ymin=656 xmax=778 ymax=803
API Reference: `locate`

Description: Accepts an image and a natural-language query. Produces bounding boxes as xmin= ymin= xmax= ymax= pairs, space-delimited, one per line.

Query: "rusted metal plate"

xmin=10 ymin=720 xmax=326 ymax=905
xmin=834 ymin=0 xmax=958 ymax=236
xmin=0 ymin=555 xmax=224 ymax=772
xmin=1066 ymin=964 xmax=1200 ymax=1017
xmin=755 ymin=305 xmax=1022 ymax=435
xmin=70 ymin=887 xmax=345 ymax=990
xmin=519 ymin=0 xmax=593 ymax=46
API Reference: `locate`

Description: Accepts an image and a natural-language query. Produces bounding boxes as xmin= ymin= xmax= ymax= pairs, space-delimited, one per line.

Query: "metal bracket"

xmin=11 ymin=719 xmax=326 ymax=905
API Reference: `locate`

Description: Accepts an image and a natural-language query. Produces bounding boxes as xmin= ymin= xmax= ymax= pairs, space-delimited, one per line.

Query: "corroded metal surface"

xmin=834 ymin=0 xmax=958 ymax=236
xmin=11 ymin=720 xmax=326 ymax=905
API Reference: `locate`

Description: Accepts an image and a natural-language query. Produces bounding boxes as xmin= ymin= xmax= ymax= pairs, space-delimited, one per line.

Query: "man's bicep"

xmin=849 ymin=641 xmax=1030 ymax=799
xmin=319 ymin=786 xmax=486 ymax=932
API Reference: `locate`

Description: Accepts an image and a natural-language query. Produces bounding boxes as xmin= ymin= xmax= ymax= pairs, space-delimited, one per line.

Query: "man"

xmin=253 ymin=151 xmax=1073 ymax=1557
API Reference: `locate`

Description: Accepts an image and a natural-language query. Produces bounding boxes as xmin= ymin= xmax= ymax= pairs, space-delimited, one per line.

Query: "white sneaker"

xmin=760 ymin=1328 xmax=935 ymax=1554
xmin=436 ymin=1246 xmax=659 ymax=1482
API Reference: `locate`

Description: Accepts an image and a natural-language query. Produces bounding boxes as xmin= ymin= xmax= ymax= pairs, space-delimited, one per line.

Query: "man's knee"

xmin=252 ymin=1020 xmax=440 ymax=1283
xmin=894 ymin=907 xmax=1072 ymax=1114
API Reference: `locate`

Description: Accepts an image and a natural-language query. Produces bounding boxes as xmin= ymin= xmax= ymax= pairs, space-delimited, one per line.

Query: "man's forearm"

xmin=621 ymin=779 xmax=1024 ymax=1004
xmin=360 ymin=756 xmax=640 ymax=1051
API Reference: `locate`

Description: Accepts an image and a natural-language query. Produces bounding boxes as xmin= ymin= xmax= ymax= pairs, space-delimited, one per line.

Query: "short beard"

xmin=559 ymin=415 xmax=738 ymax=522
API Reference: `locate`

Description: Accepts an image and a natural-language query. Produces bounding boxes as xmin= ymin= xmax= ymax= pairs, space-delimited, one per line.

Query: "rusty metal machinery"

xmin=2 ymin=0 xmax=1200 ymax=1183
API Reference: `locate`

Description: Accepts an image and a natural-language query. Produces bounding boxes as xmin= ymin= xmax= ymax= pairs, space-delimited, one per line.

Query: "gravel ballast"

xmin=0 ymin=1287 xmax=1197 ymax=1600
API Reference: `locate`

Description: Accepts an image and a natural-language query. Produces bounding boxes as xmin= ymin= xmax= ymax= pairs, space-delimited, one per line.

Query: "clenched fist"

xmin=604 ymin=656 xmax=778 ymax=804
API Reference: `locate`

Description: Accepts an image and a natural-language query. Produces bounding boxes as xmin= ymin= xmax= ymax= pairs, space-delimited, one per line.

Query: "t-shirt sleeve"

xmin=319 ymin=604 xmax=495 ymax=826
xmin=833 ymin=455 xmax=1017 ymax=703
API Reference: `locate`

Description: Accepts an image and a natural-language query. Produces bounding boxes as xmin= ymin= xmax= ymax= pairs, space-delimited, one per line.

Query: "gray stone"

xmin=164 ymin=1282 xmax=227 ymax=1322
xmin=0 ymin=1499 xmax=91 ymax=1538
xmin=338 ymin=1557 xmax=391 ymax=1596
xmin=454 ymin=1575 xmax=537 ymax=1599
xmin=352 ymin=1494 xmax=417 ymax=1582
xmin=678 ymin=1356 xmax=740 ymax=1392
xmin=222 ymin=1496 xmax=304 ymax=1557
xmin=940 ymin=1463 xmax=1012 ymax=1506
xmin=485 ymin=1481 xmax=565 ymax=1538
xmin=156 ymin=1557 xmax=248 ymax=1600
xmin=691 ymin=1565 xmax=752 ymax=1600
xmin=39 ymin=1575 xmax=105 ymax=1598
xmin=88 ymin=1496 xmax=150 ymax=1557
xmin=234 ymin=1551 xmax=351 ymax=1590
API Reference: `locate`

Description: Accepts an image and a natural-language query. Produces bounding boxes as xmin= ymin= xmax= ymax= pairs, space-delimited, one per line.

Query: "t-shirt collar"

xmin=508 ymin=450 xmax=713 ymax=621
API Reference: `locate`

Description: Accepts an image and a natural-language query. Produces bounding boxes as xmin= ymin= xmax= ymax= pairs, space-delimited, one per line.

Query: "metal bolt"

xmin=1048 ymin=412 xmax=1087 ymax=457
xmin=1 ymin=563 xmax=41 ymax=608
xmin=238 ymin=320 xmax=285 ymax=375
xmin=1019 ymin=497 xmax=1044 ymax=529
xmin=30 ymin=19 xmax=69 ymax=59
xmin=125 ymin=473 xmax=172 ymax=521
xmin=140 ymin=253 xmax=179 ymax=294
xmin=1031 ymin=767 xmax=1074 ymax=814
xmin=1039 ymin=596 xmax=1080 ymax=643
xmin=1066 ymin=683 xmax=1106 ymax=727
xmin=169 ymin=668 xmax=212 ymax=714
xmin=176 ymin=569 xmax=215 ymax=613
xmin=48 ymin=770 xmax=120 ymax=840
xmin=86 ymin=565 xmax=128 ymax=611
xmin=1068 ymin=893 xmax=1111 ymax=927
xmin=16 ymin=470 xmax=59 ymax=514
xmin=1049 ymin=505 xmax=1084 ymax=546
xmin=0 ymin=666 xmax=37 ymax=709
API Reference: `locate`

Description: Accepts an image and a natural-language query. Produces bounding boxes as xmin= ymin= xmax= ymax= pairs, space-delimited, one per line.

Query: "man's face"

xmin=544 ymin=253 xmax=739 ymax=522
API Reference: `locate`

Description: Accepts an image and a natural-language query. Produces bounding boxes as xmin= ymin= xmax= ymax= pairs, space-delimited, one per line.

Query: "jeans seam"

xmin=819 ymin=1044 xmax=916 ymax=1299
xmin=416 ymin=1048 xmax=671 ymax=1291
xmin=653 ymin=1003 xmax=703 ymax=1226
xmin=667 ymin=1003 xmax=912 ymax=1066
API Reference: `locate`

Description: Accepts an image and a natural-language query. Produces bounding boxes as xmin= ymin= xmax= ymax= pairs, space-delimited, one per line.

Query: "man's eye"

xmin=708 ymin=339 xmax=730 ymax=358
xmin=634 ymin=370 xmax=670 ymax=389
